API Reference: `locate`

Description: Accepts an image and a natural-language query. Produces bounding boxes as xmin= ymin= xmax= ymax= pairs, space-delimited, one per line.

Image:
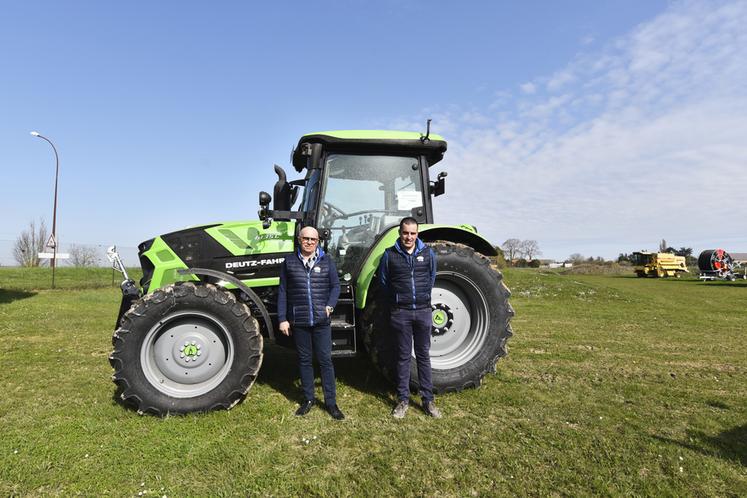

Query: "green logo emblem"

xmin=433 ymin=310 xmax=446 ymax=326
xmin=184 ymin=344 xmax=198 ymax=357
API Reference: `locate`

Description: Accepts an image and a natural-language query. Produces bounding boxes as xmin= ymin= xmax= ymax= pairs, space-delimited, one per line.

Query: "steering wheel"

xmin=322 ymin=201 xmax=347 ymax=221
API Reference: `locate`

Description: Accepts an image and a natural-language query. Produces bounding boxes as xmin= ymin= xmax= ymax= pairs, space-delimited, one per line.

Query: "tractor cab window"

xmin=318 ymin=154 xmax=424 ymax=275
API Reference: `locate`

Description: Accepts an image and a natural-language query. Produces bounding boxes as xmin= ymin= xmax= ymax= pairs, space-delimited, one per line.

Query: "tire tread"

xmin=110 ymin=282 xmax=263 ymax=416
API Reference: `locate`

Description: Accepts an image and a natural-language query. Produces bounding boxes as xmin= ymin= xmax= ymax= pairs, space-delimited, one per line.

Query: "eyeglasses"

xmin=300 ymin=237 xmax=319 ymax=243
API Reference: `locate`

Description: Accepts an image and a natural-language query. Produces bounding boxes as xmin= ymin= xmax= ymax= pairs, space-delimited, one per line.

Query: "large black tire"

xmin=110 ymin=282 xmax=263 ymax=415
xmin=363 ymin=242 xmax=513 ymax=393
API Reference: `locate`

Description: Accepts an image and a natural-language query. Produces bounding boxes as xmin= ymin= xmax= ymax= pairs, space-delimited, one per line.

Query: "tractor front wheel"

xmin=110 ymin=282 xmax=263 ymax=415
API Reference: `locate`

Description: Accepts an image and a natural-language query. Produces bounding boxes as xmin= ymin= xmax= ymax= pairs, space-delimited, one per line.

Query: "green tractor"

xmin=108 ymin=128 xmax=514 ymax=415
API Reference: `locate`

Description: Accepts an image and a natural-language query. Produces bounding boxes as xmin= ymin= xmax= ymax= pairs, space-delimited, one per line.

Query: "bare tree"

xmin=13 ymin=219 xmax=49 ymax=267
xmin=491 ymin=245 xmax=507 ymax=268
xmin=568 ymin=253 xmax=585 ymax=264
xmin=68 ymin=244 xmax=100 ymax=267
xmin=519 ymin=239 xmax=542 ymax=260
xmin=502 ymin=238 xmax=522 ymax=261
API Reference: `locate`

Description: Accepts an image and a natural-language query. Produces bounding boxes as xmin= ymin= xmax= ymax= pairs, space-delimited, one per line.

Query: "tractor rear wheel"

xmin=110 ymin=282 xmax=263 ymax=415
xmin=363 ymin=242 xmax=513 ymax=393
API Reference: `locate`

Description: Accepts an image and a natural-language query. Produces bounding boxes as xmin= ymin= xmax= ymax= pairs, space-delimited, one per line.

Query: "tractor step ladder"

xmin=331 ymin=283 xmax=356 ymax=357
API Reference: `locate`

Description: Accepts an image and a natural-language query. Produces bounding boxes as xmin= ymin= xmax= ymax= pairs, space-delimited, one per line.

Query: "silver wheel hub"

xmin=428 ymin=272 xmax=489 ymax=370
xmin=176 ymin=339 xmax=205 ymax=366
xmin=141 ymin=310 xmax=233 ymax=398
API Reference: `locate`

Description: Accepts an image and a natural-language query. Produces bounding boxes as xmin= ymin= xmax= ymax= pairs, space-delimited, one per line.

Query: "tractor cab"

xmin=259 ymin=130 xmax=448 ymax=277
xmin=631 ymin=251 xmax=654 ymax=266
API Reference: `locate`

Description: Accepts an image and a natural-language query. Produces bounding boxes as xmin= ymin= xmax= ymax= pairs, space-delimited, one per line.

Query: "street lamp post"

xmin=30 ymin=131 xmax=60 ymax=289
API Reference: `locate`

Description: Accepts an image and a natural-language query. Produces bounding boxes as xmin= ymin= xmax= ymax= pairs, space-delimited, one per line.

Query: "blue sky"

xmin=2 ymin=0 xmax=745 ymax=264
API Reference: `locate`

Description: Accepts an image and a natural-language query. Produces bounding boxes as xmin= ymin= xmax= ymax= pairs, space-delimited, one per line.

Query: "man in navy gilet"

xmin=278 ymin=226 xmax=344 ymax=420
xmin=379 ymin=217 xmax=443 ymax=419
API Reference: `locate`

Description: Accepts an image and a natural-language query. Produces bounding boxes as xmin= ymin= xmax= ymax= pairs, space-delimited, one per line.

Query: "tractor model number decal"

xmin=225 ymin=257 xmax=286 ymax=270
xmin=253 ymin=233 xmax=285 ymax=241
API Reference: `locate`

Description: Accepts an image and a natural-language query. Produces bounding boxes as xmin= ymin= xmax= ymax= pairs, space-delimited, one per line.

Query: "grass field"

xmin=1 ymin=267 xmax=745 ymax=496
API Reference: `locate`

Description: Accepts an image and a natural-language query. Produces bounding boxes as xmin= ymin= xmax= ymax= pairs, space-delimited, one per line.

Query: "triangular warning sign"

xmin=46 ymin=233 xmax=57 ymax=249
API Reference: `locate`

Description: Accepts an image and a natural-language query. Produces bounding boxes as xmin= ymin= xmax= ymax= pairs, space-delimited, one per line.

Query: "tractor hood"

xmin=138 ymin=220 xmax=296 ymax=293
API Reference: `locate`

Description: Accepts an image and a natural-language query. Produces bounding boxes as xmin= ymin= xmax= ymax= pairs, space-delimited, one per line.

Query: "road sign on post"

xmin=46 ymin=234 xmax=57 ymax=249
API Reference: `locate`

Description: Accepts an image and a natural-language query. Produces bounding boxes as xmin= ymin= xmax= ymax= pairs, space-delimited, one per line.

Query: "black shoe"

xmin=326 ymin=404 xmax=345 ymax=420
xmin=295 ymin=400 xmax=314 ymax=416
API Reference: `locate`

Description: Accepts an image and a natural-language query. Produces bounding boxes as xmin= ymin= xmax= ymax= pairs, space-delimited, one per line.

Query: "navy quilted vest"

xmin=383 ymin=240 xmax=435 ymax=309
xmin=282 ymin=250 xmax=336 ymax=327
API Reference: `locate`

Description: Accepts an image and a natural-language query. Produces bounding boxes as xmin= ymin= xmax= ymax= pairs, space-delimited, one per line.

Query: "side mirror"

xmin=258 ymin=191 xmax=272 ymax=228
xmin=431 ymin=171 xmax=447 ymax=196
xmin=259 ymin=191 xmax=271 ymax=209
xmin=294 ymin=142 xmax=323 ymax=172
xmin=289 ymin=185 xmax=299 ymax=207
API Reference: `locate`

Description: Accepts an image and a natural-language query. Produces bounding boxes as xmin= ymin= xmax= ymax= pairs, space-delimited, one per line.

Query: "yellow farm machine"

xmin=631 ymin=251 xmax=689 ymax=278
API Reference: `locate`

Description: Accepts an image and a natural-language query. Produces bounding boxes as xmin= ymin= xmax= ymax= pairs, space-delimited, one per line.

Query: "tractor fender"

xmin=177 ymin=268 xmax=275 ymax=341
xmin=354 ymin=224 xmax=497 ymax=309
xmin=417 ymin=225 xmax=497 ymax=257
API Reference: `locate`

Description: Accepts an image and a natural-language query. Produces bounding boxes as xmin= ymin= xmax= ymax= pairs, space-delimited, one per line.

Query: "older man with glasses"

xmin=277 ymin=226 xmax=344 ymax=420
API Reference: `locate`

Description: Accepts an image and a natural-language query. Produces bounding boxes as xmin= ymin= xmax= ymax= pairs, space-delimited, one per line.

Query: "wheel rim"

xmin=429 ymin=271 xmax=489 ymax=369
xmin=140 ymin=310 xmax=234 ymax=398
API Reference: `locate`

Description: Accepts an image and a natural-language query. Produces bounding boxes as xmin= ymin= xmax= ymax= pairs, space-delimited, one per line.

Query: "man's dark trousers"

xmin=293 ymin=324 xmax=336 ymax=407
xmin=392 ymin=307 xmax=434 ymax=403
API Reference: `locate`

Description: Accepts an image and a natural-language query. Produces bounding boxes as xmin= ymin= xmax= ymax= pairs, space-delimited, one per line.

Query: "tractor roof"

xmin=292 ymin=130 xmax=447 ymax=171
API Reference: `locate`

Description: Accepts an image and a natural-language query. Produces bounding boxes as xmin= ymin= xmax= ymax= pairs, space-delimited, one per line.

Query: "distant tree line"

xmin=568 ymin=253 xmax=607 ymax=264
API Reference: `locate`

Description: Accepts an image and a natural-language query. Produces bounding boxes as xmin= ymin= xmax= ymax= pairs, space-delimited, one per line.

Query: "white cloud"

xmin=546 ymin=69 xmax=575 ymax=92
xmin=520 ymin=82 xmax=536 ymax=94
xmin=429 ymin=0 xmax=747 ymax=259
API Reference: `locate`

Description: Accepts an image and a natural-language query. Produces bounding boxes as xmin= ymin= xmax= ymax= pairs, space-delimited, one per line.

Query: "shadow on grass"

xmin=691 ymin=281 xmax=747 ymax=288
xmin=256 ymin=344 xmax=393 ymax=405
xmin=108 ymin=343 xmax=395 ymax=415
xmin=654 ymin=423 xmax=747 ymax=466
xmin=0 ymin=289 xmax=37 ymax=304
xmin=670 ymin=279 xmax=747 ymax=288
xmin=617 ymin=275 xmax=747 ymax=288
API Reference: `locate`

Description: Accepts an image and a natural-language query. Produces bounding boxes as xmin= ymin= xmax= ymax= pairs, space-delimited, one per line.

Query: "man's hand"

xmin=325 ymin=306 xmax=333 ymax=317
xmin=279 ymin=321 xmax=291 ymax=336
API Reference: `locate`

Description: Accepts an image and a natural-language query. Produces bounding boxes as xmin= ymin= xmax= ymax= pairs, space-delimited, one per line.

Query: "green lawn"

xmin=0 ymin=268 xmax=745 ymax=496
